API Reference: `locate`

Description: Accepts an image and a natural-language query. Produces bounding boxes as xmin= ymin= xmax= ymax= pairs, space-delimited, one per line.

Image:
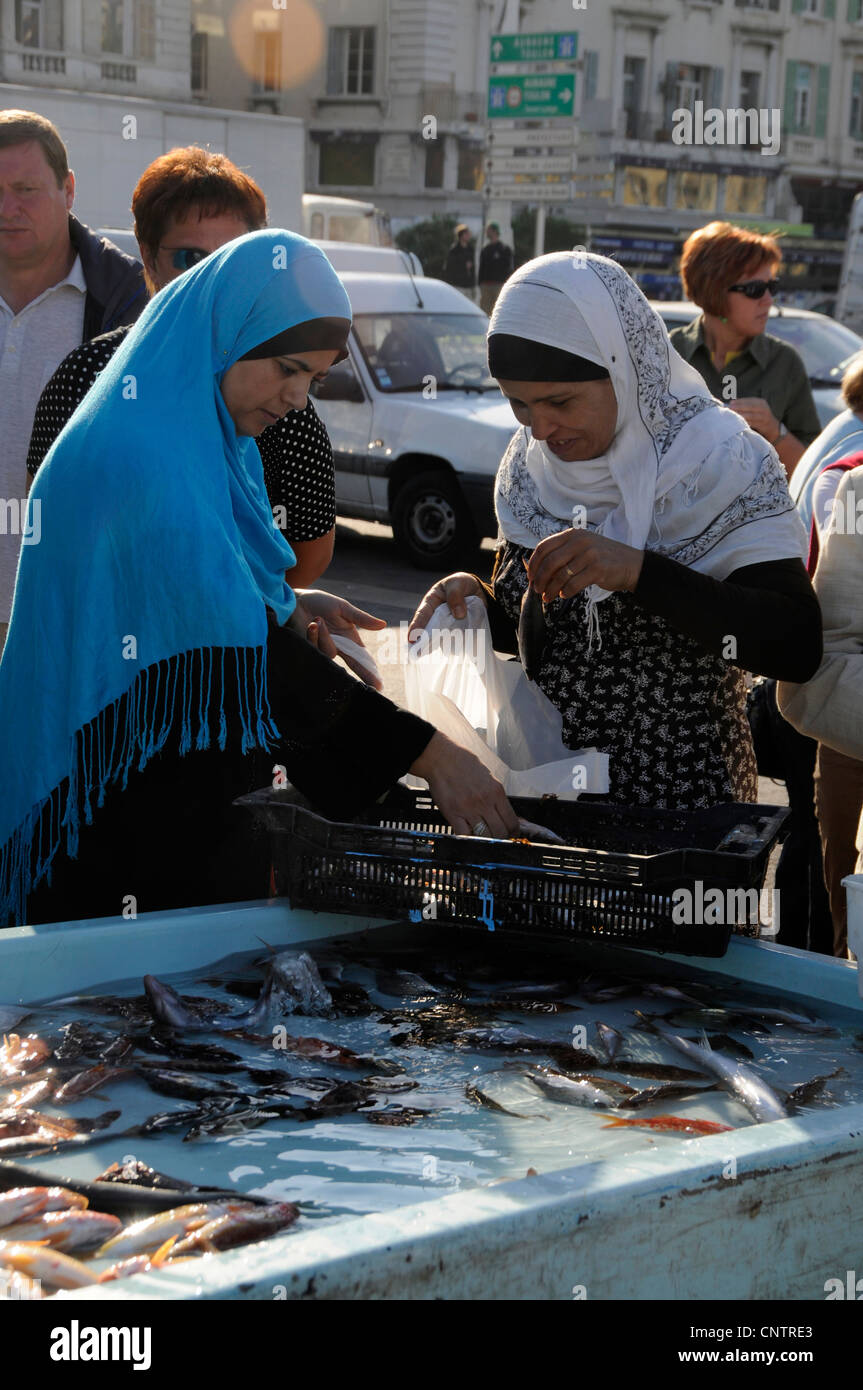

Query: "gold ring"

xmin=565 ymin=566 xmax=575 ymax=578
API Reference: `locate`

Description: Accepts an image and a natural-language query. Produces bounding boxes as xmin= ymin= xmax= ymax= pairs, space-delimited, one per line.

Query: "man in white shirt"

xmin=0 ymin=109 xmax=145 ymax=645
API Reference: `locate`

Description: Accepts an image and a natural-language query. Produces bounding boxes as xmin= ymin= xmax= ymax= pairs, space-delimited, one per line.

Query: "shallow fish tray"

xmin=2 ymin=899 xmax=862 ymax=1302
xmin=238 ymin=785 xmax=789 ymax=958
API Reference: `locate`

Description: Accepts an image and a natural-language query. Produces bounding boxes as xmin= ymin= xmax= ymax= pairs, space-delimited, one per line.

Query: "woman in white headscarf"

xmin=410 ymin=252 xmax=822 ymax=809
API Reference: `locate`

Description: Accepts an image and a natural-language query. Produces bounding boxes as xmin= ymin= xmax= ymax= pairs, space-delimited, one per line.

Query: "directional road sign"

xmin=489 ymin=33 xmax=577 ymax=64
xmin=487 ymin=74 xmax=575 ymax=120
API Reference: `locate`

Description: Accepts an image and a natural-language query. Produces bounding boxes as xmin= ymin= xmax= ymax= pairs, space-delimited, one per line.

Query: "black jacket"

xmin=444 ymin=242 xmax=476 ymax=289
xmin=68 ymin=214 xmax=147 ymax=341
xmin=478 ymin=240 xmax=514 ymax=285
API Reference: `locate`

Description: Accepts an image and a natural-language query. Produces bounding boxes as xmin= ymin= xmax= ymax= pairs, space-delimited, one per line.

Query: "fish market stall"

xmin=1 ymin=894 xmax=862 ymax=1302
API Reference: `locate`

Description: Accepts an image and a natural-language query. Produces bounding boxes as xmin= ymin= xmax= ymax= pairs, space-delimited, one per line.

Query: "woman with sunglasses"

xmin=670 ymin=222 xmax=820 ymax=481
xmin=0 ymin=230 xmax=518 ymax=928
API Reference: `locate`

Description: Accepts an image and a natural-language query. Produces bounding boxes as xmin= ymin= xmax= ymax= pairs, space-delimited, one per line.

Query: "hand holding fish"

xmin=526 ymin=529 xmax=644 ymax=601
xmin=408 ymin=732 xmax=519 ymax=839
xmin=407 ymin=573 xmax=487 ymax=640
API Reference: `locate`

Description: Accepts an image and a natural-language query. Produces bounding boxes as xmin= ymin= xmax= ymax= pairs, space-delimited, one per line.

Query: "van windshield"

xmin=353 ymin=312 xmax=498 ymax=392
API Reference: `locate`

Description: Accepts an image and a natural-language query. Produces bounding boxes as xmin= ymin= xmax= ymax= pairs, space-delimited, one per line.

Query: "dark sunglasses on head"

xmin=728 ymin=278 xmax=780 ymax=300
xmin=168 ymin=247 xmax=209 ymax=271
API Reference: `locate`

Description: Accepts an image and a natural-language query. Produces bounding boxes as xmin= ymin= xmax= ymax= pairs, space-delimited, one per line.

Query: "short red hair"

xmin=679 ymin=221 xmax=782 ymax=316
xmin=132 ymin=146 xmax=267 ymax=265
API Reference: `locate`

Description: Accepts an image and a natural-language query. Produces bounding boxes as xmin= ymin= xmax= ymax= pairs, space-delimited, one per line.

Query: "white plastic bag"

xmin=403 ymin=596 xmax=608 ymax=799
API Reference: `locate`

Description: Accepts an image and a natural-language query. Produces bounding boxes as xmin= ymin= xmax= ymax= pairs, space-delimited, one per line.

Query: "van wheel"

xmin=392 ymin=471 xmax=479 ymax=570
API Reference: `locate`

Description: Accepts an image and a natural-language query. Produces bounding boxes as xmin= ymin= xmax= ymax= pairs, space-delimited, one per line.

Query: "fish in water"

xmin=137 ymin=1068 xmax=244 ymax=1103
xmin=375 ymin=969 xmax=442 ymax=999
xmin=633 ymin=1013 xmax=788 ymax=1123
xmin=132 ymin=1034 xmax=243 ymax=1066
xmin=786 ymin=1068 xmax=846 ymax=1109
xmin=619 ymin=1081 xmax=718 ymax=1110
xmin=457 ymin=1026 xmax=571 ymax=1054
xmin=96 ymin=1159 xmax=198 ymax=1192
xmin=143 ymin=976 xmax=214 ymax=1032
xmin=595 ymin=1022 xmax=624 ymax=1063
xmin=0 ymin=1034 xmax=52 ymax=1079
xmin=715 ymin=1002 xmax=836 ymax=1035
xmin=661 ymin=1007 xmax=771 ymax=1034
xmin=0 ymin=1108 xmax=121 ymax=1156
xmin=495 ymin=982 xmax=575 ymax=1002
xmin=53 ymin=1022 xmax=109 ymax=1063
xmin=172 ymin=1201 xmax=299 ymax=1255
xmin=0 ymin=1186 xmax=89 ymax=1228
xmin=601 ymin=1114 xmax=734 ymax=1136
xmin=0 ymin=1240 xmax=97 ymax=1289
xmin=363 ymin=1107 xmax=430 ymax=1126
xmin=639 ymin=982 xmax=708 ymax=1006
xmin=53 ymin=1064 xmax=133 ymax=1103
xmin=229 ymin=951 xmax=334 ymax=1028
xmin=0 ymin=1208 xmax=122 ymax=1252
xmin=183 ymin=1105 xmax=286 ymax=1141
xmin=465 ymin=1080 xmax=548 ymax=1120
xmin=3 ymin=1076 xmax=58 ymax=1111
xmin=604 ymin=1062 xmax=711 ymax=1083
xmin=702 ymin=1033 xmax=755 ymax=1061
xmin=523 ymin=1069 xmax=623 ymax=1110
xmin=94 ymin=1201 xmax=240 ymax=1259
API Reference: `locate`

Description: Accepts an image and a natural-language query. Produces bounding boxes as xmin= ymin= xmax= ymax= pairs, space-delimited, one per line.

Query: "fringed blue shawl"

xmin=0 ymin=229 xmax=352 ymax=925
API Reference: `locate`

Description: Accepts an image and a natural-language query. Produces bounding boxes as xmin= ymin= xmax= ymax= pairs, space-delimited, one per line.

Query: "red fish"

xmin=0 ymin=1034 xmax=52 ymax=1079
xmin=601 ymin=1113 xmax=733 ymax=1136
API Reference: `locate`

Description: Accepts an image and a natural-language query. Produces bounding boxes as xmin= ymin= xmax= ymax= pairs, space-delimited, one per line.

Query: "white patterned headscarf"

xmin=489 ymin=252 xmax=807 ymax=645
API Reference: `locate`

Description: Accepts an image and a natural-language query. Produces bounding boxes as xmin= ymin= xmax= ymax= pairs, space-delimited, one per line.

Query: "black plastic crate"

xmin=237 ymin=786 xmax=789 ymax=958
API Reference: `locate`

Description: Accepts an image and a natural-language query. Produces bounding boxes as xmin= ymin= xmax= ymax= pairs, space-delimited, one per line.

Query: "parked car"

xmin=312 ymin=273 xmax=514 ymax=568
xmin=654 ymin=301 xmax=863 ymax=428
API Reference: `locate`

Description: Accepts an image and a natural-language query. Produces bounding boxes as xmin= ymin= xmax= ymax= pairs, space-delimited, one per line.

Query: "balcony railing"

xmin=21 ymin=51 xmax=66 ymax=73
xmin=101 ymin=61 xmax=136 ymax=82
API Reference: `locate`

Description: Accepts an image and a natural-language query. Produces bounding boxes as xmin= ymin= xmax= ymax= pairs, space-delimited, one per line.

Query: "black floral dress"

xmin=493 ymin=542 xmax=758 ymax=810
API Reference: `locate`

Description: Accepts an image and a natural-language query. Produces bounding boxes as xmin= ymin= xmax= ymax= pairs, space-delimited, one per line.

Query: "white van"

xmin=302 ymin=194 xmax=392 ymax=247
xmin=311 ymin=273 xmax=515 ymax=568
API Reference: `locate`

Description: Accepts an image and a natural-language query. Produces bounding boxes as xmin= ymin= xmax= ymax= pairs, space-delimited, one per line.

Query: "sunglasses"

xmin=167 ymin=247 xmax=209 ymax=271
xmin=727 ymin=278 xmax=780 ymax=300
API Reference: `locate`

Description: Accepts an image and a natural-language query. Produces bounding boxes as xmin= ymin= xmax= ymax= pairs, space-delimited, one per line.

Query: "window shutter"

xmin=849 ymin=0 xmax=862 ymax=20
xmin=791 ymin=0 xmax=806 ymax=12
xmin=326 ymin=28 xmax=343 ymax=95
xmin=816 ymin=63 xmax=830 ymax=137
xmin=824 ymin=0 xmax=837 ymax=16
xmin=784 ymin=60 xmax=798 ymax=135
xmin=710 ymin=66 xmax=723 ymax=108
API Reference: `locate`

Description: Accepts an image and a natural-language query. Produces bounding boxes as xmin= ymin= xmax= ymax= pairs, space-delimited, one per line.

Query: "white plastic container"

xmin=843 ymin=872 xmax=863 ymax=978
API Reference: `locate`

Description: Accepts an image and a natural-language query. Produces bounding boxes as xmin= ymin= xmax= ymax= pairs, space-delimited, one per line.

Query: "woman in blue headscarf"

xmin=0 ymin=230 xmax=516 ymax=927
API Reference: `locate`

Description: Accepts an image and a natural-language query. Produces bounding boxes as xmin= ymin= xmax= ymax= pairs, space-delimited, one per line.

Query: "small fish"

xmin=100 ymin=1035 xmax=136 ymax=1064
xmin=619 ymin=1081 xmax=718 ymax=1110
xmin=640 ymin=982 xmax=707 ymax=1006
xmin=172 ymin=1201 xmax=299 ymax=1255
xmin=662 ymin=1008 xmax=770 ymax=1034
xmin=133 ymin=1035 xmax=243 ymax=1066
xmin=143 ymin=975 xmax=211 ymax=1031
xmin=228 ymin=952 xmax=334 ymax=1029
xmin=457 ymin=1027 xmax=560 ymax=1052
xmin=53 ymin=1022 xmax=109 ymax=1063
xmin=786 ymin=1068 xmax=845 ymax=1109
xmin=0 ymin=1186 xmax=89 ymax=1228
xmin=98 ymin=1234 xmax=180 ymax=1283
xmin=513 ymin=818 xmax=566 ymax=845
xmin=523 ymin=1069 xmax=622 ymax=1109
xmin=1 ymin=1208 xmax=122 ymax=1252
xmin=595 ymin=1022 xmax=624 ymax=1063
xmin=716 ymin=1003 xmax=836 ymax=1035
xmin=53 ymin=1064 xmax=132 ymax=1103
xmin=183 ymin=1106 xmax=283 ymax=1141
xmin=580 ymin=982 xmax=635 ymax=1004
xmin=495 ymin=982 xmax=574 ymax=1001
xmin=465 ymin=1081 xmax=548 ymax=1120
xmin=375 ymin=970 xmax=442 ymax=999
xmin=633 ymin=1013 xmax=788 ymax=1123
xmin=0 ymin=1108 xmax=121 ymax=1155
xmin=363 ymin=1107 xmax=429 ymax=1126
xmin=138 ymin=1068 xmax=243 ymax=1102
xmin=94 ymin=1201 xmax=238 ymax=1259
xmin=703 ymin=1033 xmax=755 ymax=1061
xmin=0 ymin=1240 xmax=97 ymax=1289
xmin=601 ymin=1114 xmax=734 ymax=1135
xmin=517 ymin=582 xmax=547 ymax=681
xmin=3 ymin=1076 xmax=58 ymax=1111
xmin=605 ymin=1062 xmax=710 ymax=1083
xmin=0 ymin=1034 xmax=52 ymax=1079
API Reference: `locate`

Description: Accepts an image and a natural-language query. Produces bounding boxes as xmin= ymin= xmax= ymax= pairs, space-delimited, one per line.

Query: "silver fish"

xmin=633 ymin=1012 xmax=788 ymax=1123
xmin=595 ymin=1021 xmax=625 ymax=1063
xmin=230 ymin=951 xmax=333 ymax=1028
xmin=717 ymin=1002 xmax=836 ymax=1035
xmin=465 ymin=1080 xmax=548 ymax=1120
xmin=523 ymin=1068 xmax=621 ymax=1109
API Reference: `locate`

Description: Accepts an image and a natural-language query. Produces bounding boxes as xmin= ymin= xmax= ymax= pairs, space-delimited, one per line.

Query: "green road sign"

xmin=489 ymin=32 xmax=578 ymax=64
xmin=488 ymin=74 xmax=575 ymax=120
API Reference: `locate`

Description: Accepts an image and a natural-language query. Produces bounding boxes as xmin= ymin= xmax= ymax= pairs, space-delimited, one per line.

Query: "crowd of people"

xmin=1 ymin=109 xmax=861 ymax=962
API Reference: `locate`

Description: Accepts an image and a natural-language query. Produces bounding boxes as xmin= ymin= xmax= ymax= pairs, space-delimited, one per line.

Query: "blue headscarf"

xmin=0 ymin=229 xmax=352 ymax=925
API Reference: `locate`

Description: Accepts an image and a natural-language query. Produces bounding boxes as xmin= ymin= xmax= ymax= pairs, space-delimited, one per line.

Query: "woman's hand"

xmin=526 ymin=528 xmax=644 ymax=601
xmin=407 ymin=573 xmax=487 ymax=641
xmin=409 ymin=732 xmax=519 ymax=838
xmin=727 ymin=397 xmax=779 ymax=442
xmin=294 ymin=590 xmax=387 ymax=690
